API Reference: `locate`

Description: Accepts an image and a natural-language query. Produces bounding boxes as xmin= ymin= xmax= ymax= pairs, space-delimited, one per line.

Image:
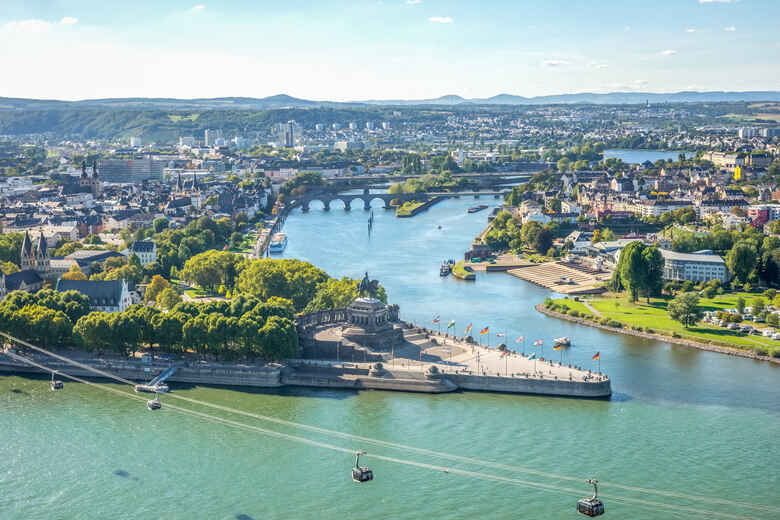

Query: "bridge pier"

xmin=363 ymin=199 xmax=371 ymax=211
xmin=323 ymin=200 xmax=331 ymax=211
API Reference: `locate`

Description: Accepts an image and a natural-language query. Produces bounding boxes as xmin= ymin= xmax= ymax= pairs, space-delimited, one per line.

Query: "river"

xmin=603 ymin=149 xmax=692 ymax=164
xmin=2 ymin=198 xmax=779 ymax=520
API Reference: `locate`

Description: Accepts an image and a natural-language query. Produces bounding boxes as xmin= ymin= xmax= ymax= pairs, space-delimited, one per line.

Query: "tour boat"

xmin=268 ymin=233 xmax=288 ymax=253
xmin=467 ymin=204 xmax=489 ymax=214
xmin=554 ymin=337 xmax=571 ymax=347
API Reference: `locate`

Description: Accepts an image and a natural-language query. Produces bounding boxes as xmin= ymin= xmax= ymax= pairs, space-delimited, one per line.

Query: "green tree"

xmin=726 ymin=241 xmax=758 ymax=285
xmin=736 ymin=297 xmax=746 ymax=315
xmin=641 ymin=246 xmax=664 ymax=303
xmin=668 ymin=292 xmax=701 ymax=328
xmin=618 ymin=241 xmax=647 ymax=302
xmin=156 ymin=287 xmax=181 ymax=310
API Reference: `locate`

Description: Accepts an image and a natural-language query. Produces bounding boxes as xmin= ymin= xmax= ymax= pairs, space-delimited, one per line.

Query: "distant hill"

xmin=2 ymin=90 xmax=780 ymax=111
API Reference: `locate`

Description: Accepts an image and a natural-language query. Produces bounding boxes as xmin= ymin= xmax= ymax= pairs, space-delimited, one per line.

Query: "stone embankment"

xmin=396 ymin=196 xmax=443 ymax=218
xmin=537 ymin=303 xmax=780 ymax=365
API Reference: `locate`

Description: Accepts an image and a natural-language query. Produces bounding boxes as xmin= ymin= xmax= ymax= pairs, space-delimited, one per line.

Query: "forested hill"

xmin=0 ymin=107 xmax=382 ymax=141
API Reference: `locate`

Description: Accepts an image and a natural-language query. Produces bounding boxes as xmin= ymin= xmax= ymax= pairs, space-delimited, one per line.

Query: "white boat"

xmin=268 ymin=233 xmax=288 ymax=253
xmin=553 ymin=337 xmax=571 ymax=347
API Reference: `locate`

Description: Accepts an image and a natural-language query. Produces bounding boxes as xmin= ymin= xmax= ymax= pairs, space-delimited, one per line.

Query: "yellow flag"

xmin=734 ymin=166 xmax=741 ymax=181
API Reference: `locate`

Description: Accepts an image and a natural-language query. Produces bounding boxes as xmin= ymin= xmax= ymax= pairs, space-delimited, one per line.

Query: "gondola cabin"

xmin=577 ymin=479 xmax=605 ymax=516
xmin=351 ymin=451 xmax=373 ymax=483
xmin=576 ymin=497 xmax=605 ymax=517
xmin=50 ymin=373 xmax=63 ymax=391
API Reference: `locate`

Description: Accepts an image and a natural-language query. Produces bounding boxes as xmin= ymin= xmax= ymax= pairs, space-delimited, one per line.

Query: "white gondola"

xmin=50 ymin=372 xmax=63 ymax=391
xmin=147 ymin=393 xmax=162 ymax=411
xmin=577 ymin=479 xmax=605 ymax=517
xmin=351 ymin=450 xmax=373 ymax=483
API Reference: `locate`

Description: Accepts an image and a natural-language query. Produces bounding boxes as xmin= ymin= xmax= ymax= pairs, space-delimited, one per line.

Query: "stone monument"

xmin=342 ymin=273 xmax=403 ymax=350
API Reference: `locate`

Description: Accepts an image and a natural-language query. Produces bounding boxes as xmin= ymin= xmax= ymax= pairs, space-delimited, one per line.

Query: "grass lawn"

xmin=185 ymin=288 xmax=212 ymax=299
xmin=396 ymin=201 xmax=424 ymax=217
xmin=452 ymin=261 xmax=476 ymax=280
xmin=550 ymin=293 xmax=780 ymax=354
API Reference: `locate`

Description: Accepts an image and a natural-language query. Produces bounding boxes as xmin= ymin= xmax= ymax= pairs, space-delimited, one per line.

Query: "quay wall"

xmin=448 ymin=373 xmax=611 ymax=398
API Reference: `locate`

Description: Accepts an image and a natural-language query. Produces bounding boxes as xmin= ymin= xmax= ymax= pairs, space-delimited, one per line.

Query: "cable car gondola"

xmin=147 ymin=393 xmax=161 ymax=411
xmin=50 ymin=372 xmax=63 ymax=391
xmin=577 ymin=479 xmax=605 ymax=517
xmin=351 ymin=450 xmax=373 ymax=483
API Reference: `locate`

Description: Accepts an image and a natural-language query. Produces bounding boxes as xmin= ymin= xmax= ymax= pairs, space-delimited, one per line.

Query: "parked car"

xmin=762 ymin=329 xmax=775 ymax=337
xmin=728 ymin=323 xmax=739 ymax=330
xmin=773 ymin=333 xmax=780 ymax=341
xmin=740 ymin=325 xmax=753 ymax=333
xmin=753 ymin=316 xmax=765 ymax=323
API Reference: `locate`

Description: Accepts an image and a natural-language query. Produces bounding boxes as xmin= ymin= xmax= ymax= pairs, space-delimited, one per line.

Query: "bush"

xmin=753 ymin=347 xmax=768 ymax=357
xmin=544 ymin=297 xmax=553 ymax=308
xmin=646 ymin=328 xmax=655 ymax=334
xmin=569 ymin=310 xmax=580 ymax=317
xmin=608 ymin=320 xmax=622 ymax=328
xmin=672 ymin=332 xmax=681 ymax=338
xmin=772 ymin=349 xmax=780 ymax=359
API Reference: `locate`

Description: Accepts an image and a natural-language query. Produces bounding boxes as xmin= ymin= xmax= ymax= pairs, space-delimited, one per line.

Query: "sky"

xmin=1 ymin=0 xmax=778 ymax=101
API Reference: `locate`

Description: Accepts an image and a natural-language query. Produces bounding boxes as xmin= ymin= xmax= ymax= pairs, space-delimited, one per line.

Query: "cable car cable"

xmin=3 ymin=336 xmax=776 ymax=516
xmin=2 ymin=350 xmax=760 ymax=520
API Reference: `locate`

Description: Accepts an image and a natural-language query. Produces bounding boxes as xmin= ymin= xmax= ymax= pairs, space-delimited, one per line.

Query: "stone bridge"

xmin=294 ymin=188 xmax=510 ymax=212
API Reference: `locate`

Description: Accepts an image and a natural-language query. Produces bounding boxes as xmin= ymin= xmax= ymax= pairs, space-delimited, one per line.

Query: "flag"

xmin=433 ymin=315 xmax=440 ymax=324
xmin=465 ymin=324 xmax=473 ymax=335
xmin=516 ymin=335 xmax=525 ymax=343
xmin=496 ymin=333 xmax=505 ymax=337
xmin=479 ymin=327 xmax=489 ymax=335
xmin=447 ymin=320 xmax=455 ymax=329
xmin=553 ymin=345 xmax=562 ymax=351
xmin=528 ymin=353 xmax=536 ymax=360
xmin=592 ymin=352 xmax=600 ymax=360
xmin=533 ymin=339 xmax=543 ymax=346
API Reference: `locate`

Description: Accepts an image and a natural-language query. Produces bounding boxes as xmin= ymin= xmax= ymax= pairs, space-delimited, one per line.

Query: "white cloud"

xmin=724 ymin=26 xmax=736 ymax=31
xmin=588 ymin=61 xmax=608 ymax=69
xmin=699 ymin=0 xmax=732 ymax=3
xmin=60 ymin=17 xmax=79 ymax=25
xmin=634 ymin=80 xmax=649 ymax=86
xmin=543 ymin=60 xmax=570 ymax=67
xmin=405 ymin=0 xmax=421 ymax=4
xmin=428 ymin=16 xmax=452 ymax=23
xmin=685 ymin=28 xmax=696 ymax=33
xmin=2 ymin=19 xmax=53 ymax=34
xmin=661 ymin=49 xmax=677 ymax=56
xmin=191 ymin=5 xmax=206 ymax=12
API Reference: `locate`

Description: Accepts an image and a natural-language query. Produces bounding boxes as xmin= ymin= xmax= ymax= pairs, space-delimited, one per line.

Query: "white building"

xmin=660 ymin=249 xmax=728 ymax=283
xmin=129 ymin=241 xmax=157 ymax=266
xmin=130 ymin=136 xmax=142 ymax=147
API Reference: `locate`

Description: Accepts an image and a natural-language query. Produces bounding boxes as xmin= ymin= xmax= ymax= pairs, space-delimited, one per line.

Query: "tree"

xmin=156 ymin=287 xmax=181 ymax=310
xmin=726 ymin=241 xmax=758 ymax=285
xmin=641 ymin=246 xmax=664 ymax=303
xmin=618 ymin=241 xmax=647 ymax=302
xmin=752 ymin=297 xmax=766 ymax=316
xmin=668 ymin=292 xmax=701 ymax=328
xmin=61 ymin=264 xmax=87 ymax=281
xmin=144 ymin=274 xmax=171 ymax=303
xmin=556 ymin=157 xmax=571 ymax=173
xmin=0 ymin=260 xmax=20 ymax=275
xmin=153 ymin=217 xmax=169 ymax=234
xmin=736 ymin=297 xmax=746 ymax=315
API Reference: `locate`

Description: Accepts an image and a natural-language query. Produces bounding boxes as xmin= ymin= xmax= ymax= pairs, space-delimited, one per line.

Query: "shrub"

xmin=753 ymin=347 xmax=768 ymax=357
xmin=608 ymin=320 xmax=622 ymax=328
xmin=544 ymin=297 xmax=553 ymax=308
xmin=646 ymin=328 xmax=655 ymax=334
xmin=772 ymin=349 xmax=780 ymax=359
xmin=672 ymin=332 xmax=681 ymax=338
xmin=569 ymin=310 xmax=580 ymax=317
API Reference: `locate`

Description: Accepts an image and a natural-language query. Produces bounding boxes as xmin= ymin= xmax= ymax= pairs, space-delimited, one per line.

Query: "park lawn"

xmin=552 ymin=298 xmax=592 ymax=316
xmin=396 ymin=201 xmax=424 ymax=217
xmin=554 ymin=295 xmax=779 ymax=352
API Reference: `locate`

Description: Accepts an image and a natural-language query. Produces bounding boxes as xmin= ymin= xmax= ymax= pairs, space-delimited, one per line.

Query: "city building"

xmin=204 ymin=129 xmax=223 ymax=147
xmin=97 ymin=158 xmax=167 ymax=183
xmin=130 ymin=136 xmax=142 ymax=147
xmin=128 ymin=240 xmax=157 ymax=266
xmin=659 ymin=249 xmax=728 ymax=283
xmin=179 ymin=136 xmax=195 ymax=147
xmin=55 ymin=279 xmax=132 ymax=313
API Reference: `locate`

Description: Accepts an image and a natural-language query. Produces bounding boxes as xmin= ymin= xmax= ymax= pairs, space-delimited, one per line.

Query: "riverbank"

xmin=452 ymin=260 xmax=476 ymax=280
xmin=396 ymin=196 xmax=443 ymax=217
xmin=536 ymin=303 xmax=780 ymax=364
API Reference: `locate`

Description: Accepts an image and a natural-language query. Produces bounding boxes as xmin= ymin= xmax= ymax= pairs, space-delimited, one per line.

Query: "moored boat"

xmin=554 ymin=337 xmax=571 ymax=347
xmin=467 ymin=204 xmax=489 ymax=214
xmin=439 ymin=262 xmax=451 ymax=276
xmin=269 ymin=233 xmax=288 ymax=253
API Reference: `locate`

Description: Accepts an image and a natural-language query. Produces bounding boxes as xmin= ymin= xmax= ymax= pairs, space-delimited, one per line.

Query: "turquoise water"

xmin=603 ymin=149 xmax=692 ymax=164
xmin=2 ymin=198 xmax=779 ymax=519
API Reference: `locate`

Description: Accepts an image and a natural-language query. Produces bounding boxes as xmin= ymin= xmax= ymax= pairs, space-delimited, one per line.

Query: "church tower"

xmin=33 ymin=231 xmax=50 ymax=275
xmin=20 ymin=231 xmax=34 ymax=271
